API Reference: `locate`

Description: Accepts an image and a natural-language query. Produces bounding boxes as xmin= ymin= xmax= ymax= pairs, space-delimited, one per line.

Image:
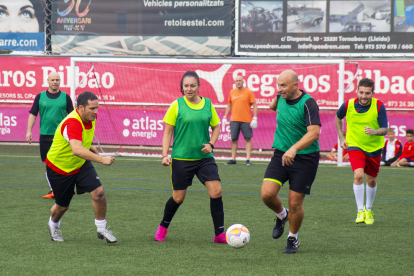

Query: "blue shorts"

xmin=404 ymin=158 xmax=413 ymax=162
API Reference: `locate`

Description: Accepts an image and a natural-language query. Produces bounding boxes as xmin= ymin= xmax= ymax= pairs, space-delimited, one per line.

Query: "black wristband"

xmin=208 ymin=142 xmax=214 ymax=149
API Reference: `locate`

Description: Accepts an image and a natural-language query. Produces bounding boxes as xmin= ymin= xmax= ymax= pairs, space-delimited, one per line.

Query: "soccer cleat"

xmin=225 ymin=160 xmax=237 ymax=165
xmin=273 ymin=210 xmax=289 ymax=239
xmin=97 ymin=228 xmax=117 ymax=243
xmin=154 ymin=225 xmax=168 ymax=242
xmin=364 ymin=206 xmax=374 ymax=225
xmin=213 ymin=232 xmax=227 ymax=244
xmin=43 ymin=191 xmax=55 ymax=199
xmin=246 ymin=160 xmax=252 ymax=166
xmin=283 ymin=236 xmax=300 ymax=254
xmin=47 ymin=223 xmax=64 ymax=242
xmin=355 ymin=210 xmax=365 ymax=224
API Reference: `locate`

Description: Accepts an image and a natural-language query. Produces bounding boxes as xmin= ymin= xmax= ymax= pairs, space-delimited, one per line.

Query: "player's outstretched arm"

xmin=69 ymin=139 xmax=114 ymax=165
xmin=26 ymin=114 xmax=37 ymax=144
xmin=162 ymin=123 xmax=174 ymax=166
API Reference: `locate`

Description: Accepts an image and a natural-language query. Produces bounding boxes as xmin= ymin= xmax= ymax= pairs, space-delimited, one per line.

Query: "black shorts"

xmin=230 ymin=121 xmax=253 ymax=140
xmin=46 ymin=161 xmax=102 ymax=207
xmin=39 ymin=135 xmax=54 ymax=162
xmin=264 ymin=149 xmax=319 ymax=195
xmin=171 ymin=157 xmax=221 ymax=190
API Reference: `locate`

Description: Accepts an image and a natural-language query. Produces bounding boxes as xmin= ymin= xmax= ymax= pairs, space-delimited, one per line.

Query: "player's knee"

xmin=173 ymin=195 xmax=185 ymax=204
xmin=92 ymin=189 xmax=106 ymax=202
xmin=261 ymin=189 xmax=274 ymax=203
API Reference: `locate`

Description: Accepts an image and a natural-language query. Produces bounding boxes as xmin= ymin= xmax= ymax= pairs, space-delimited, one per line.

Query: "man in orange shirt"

xmin=223 ymin=76 xmax=258 ymax=165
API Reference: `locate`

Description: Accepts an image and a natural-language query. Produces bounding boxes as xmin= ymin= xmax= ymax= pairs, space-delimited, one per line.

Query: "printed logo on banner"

xmin=122 ymin=117 xmax=163 ymax=139
xmin=56 ymin=0 xmax=92 ymax=31
xmin=0 ymin=113 xmax=17 ymax=135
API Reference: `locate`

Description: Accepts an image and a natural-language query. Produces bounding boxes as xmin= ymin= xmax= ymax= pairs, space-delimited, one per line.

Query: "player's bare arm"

xmin=202 ymin=124 xmax=220 ymax=154
xmin=223 ymin=102 xmax=232 ymax=120
xmin=365 ymin=127 xmax=387 ymax=136
xmin=252 ymin=102 xmax=258 ymax=117
xmin=90 ymin=145 xmax=99 ymax=155
xmin=282 ymin=125 xmax=320 ymax=166
xmin=69 ymin=139 xmax=114 ymax=165
xmin=26 ymin=114 xmax=37 ymax=144
xmin=335 ymin=115 xmax=347 ymax=149
xmin=162 ymin=123 xmax=174 ymax=166
xmin=269 ymin=95 xmax=278 ymax=111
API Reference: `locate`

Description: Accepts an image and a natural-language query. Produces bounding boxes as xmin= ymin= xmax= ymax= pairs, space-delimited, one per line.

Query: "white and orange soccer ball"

xmin=226 ymin=224 xmax=250 ymax=248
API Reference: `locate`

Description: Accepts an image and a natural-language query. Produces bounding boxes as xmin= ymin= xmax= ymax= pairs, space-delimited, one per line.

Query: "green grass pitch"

xmin=0 ymin=145 xmax=413 ymax=275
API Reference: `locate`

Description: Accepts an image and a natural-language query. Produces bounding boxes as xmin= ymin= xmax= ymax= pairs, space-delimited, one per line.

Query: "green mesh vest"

xmin=272 ymin=93 xmax=319 ymax=154
xmin=39 ymin=91 xmax=68 ymax=135
xmin=172 ymin=97 xmax=214 ymax=159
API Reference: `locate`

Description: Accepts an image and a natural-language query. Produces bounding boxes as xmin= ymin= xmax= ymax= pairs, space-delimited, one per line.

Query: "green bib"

xmin=39 ymin=91 xmax=68 ymax=135
xmin=172 ymin=97 xmax=213 ymax=159
xmin=346 ymin=98 xmax=384 ymax=152
xmin=272 ymin=93 xmax=319 ymax=154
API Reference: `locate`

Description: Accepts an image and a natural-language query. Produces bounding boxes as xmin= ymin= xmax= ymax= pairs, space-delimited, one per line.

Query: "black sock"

xmin=160 ymin=197 xmax=181 ymax=229
xmin=210 ymin=196 xmax=224 ymax=236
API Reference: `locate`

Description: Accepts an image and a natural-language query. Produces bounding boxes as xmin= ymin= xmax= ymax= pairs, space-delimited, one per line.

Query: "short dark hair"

xmin=358 ymin=78 xmax=375 ymax=92
xmin=77 ymin=91 xmax=98 ymax=108
xmin=406 ymin=129 xmax=414 ymax=135
xmin=180 ymin=71 xmax=200 ymax=94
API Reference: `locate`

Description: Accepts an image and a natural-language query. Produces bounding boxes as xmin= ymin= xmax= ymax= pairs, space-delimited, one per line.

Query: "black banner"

xmin=51 ymin=0 xmax=231 ymax=36
xmin=236 ymin=0 xmax=414 ymax=55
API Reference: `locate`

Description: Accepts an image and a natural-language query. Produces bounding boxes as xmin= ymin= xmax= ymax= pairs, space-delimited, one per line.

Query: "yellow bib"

xmin=346 ymin=98 xmax=384 ymax=153
xmin=47 ymin=110 xmax=95 ymax=173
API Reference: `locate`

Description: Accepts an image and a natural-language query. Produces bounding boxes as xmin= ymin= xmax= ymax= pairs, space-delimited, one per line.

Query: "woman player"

xmin=154 ymin=71 xmax=226 ymax=244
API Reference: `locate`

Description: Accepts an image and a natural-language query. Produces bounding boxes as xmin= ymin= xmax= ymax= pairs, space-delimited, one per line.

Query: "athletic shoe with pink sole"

xmin=214 ymin=233 xmax=227 ymax=244
xmin=154 ymin=225 xmax=168 ymax=242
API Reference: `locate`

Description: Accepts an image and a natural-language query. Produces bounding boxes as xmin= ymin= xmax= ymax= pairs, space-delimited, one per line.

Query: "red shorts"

xmin=348 ymin=150 xmax=381 ymax=178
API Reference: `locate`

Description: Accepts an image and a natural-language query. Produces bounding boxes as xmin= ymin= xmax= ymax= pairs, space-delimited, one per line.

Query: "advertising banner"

xmin=0 ymin=0 xmax=46 ymax=51
xmin=2 ymin=57 xmax=414 ymax=111
xmin=0 ymin=57 xmax=71 ymax=102
xmin=236 ymin=0 xmax=414 ymax=56
xmin=51 ymin=0 xmax=231 ymax=55
xmin=74 ymin=60 xmax=414 ymax=110
xmin=1 ymin=106 xmax=411 ymax=152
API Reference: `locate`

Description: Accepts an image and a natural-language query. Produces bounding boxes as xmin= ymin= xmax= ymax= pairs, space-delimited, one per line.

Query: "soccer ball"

xmin=226 ymin=224 xmax=250 ymax=248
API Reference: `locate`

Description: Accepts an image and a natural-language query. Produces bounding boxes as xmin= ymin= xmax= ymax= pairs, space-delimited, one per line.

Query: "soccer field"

xmin=1 ymin=145 xmax=413 ymax=276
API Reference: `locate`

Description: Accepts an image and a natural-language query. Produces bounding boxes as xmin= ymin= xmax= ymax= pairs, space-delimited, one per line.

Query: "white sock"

xmin=49 ymin=216 xmax=60 ymax=228
xmin=410 ymin=162 xmax=414 ymax=166
xmin=95 ymin=219 xmax=107 ymax=231
xmin=353 ymin=184 xmax=365 ymax=212
xmin=288 ymin=231 xmax=298 ymax=239
xmin=365 ymin=184 xmax=377 ymax=210
xmin=276 ymin=207 xmax=287 ymax=220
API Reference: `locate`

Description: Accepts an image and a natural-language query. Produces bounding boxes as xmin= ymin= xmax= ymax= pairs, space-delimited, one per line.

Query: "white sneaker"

xmin=97 ymin=228 xmax=117 ymax=243
xmin=47 ymin=223 xmax=64 ymax=242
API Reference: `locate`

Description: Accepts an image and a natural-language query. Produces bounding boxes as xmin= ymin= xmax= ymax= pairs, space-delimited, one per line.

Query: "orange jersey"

xmin=228 ymin=87 xmax=256 ymax=123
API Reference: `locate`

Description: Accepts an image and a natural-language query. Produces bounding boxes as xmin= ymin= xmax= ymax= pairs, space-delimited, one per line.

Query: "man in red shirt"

xmin=391 ymin=129 xmax=414 ymax=167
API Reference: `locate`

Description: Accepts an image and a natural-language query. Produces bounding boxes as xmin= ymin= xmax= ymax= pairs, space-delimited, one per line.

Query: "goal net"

xmin=70 ymin=58 xmax=358 ymax=161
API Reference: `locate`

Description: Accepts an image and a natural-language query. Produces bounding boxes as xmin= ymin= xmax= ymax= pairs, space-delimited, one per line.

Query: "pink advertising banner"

xmin=1 ymin=105 xmax=412 ymax=152
xmin=2 ymin=57 xmax=414 ymax=110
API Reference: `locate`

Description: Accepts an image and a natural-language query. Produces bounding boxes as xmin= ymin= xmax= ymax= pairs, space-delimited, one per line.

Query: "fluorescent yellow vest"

xmin=346 ymin=98 xmax=384 ymax=153
xmin=47 ymin=110 xmax=95 ymax=173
